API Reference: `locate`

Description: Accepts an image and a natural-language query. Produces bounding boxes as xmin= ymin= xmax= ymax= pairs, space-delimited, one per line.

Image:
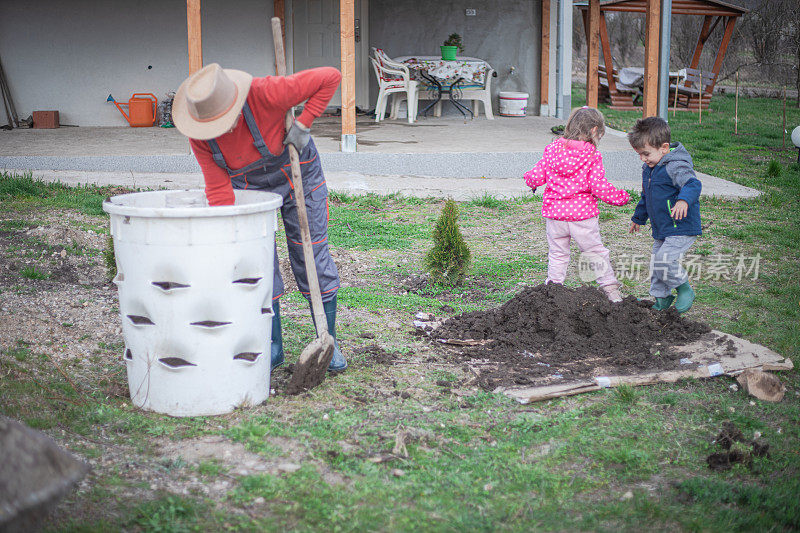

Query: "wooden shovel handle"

xmin=271 ymin=16 xmax=327 ymax=338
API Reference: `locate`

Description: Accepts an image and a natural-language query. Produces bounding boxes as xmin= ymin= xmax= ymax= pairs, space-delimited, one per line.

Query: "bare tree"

xmin=608 ymin=13 xmax=645 ymax=67
xmin=738 ymin=0 xmax=799 ymax=97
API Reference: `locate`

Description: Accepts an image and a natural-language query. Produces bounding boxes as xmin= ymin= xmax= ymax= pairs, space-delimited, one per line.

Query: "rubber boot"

xmin=270 ymin=300 xmax=284 ymax=371
xmin=652 ymin=295 xmax=675 ymax=311
xmin=674 ymin=282 xmax=695 ymax=313
xmin=317 ymin=296 xmax=347 ymax=373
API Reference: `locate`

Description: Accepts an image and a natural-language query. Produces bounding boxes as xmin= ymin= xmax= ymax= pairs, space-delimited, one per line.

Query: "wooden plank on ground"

xmin=495 ymin=330 xmax=794 ymax=404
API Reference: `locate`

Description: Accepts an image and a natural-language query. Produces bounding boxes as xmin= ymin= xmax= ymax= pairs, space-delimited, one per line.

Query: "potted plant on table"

xmin=441 ymin=33 xmax=464 ymax=61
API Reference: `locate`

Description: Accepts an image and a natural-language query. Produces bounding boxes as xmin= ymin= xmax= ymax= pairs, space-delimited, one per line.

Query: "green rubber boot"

xmin=652 ymin=295 xmax=675 ymax=311
xmin=270 ymin=300 xmax=284 ymax=371
xmin=674 ymin=282 xmax=695 ymax=313
xmin=320 ymin=296 xmax=347 ymax=373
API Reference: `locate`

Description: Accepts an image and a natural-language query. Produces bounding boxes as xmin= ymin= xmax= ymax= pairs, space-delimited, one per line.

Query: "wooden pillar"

xmin=340 ymin=0 xmax=356 ymax=152
xmin=707 ymin=17 xmax=736 ymax=94
xmin=187 ymin=0 xmax=203 ymax=74
xmin=556 ymin=0 xmax=573 ymax=118
xmin=586 ymin=0 xmax=600 ymax=108
xmin=642 ymin=0 xmax=662 ymax=117
xmin=273 ymin=0 xmax=286 ymax=45
xmin=540 ymin=0 xmax=550 ymax=112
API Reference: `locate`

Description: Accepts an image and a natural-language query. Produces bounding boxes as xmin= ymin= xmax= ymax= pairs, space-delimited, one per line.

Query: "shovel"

xmin=271 ymin=17 xmax=336 ymax=394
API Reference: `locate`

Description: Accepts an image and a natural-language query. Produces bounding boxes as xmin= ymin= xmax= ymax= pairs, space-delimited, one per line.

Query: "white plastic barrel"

xmin=498 ymin=91 xmax=529 ymax=117
xmin=103 ymin=189 xmax=283 ymax=417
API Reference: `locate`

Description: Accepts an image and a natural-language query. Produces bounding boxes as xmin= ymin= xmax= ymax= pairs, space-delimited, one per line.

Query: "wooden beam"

xmin=340 ymin=0 xmax=356 ymax=141
xmin=540 ymin=0 xmax=550 ymax=108
xmin=187 ymin=0 xmax=203 ymax=74
xmin=273 ymin=0 xmax=286 ymax=45
xmin=581 ymin=8 xmax=590 ymax=49
xmin=688 ymin=15 xmax=713 ymax=73
xmin=707 ymin=16 xmax=736 ymax=94
xmin=599 ymin=5 xmax=741 ymax=15
xmin=586 ymin=0 xmax=601 ymax=108
xmin=599 ymin=12 xmax=617 ymax=94
xmin=642 ymin=0 xmax=662 ymax=117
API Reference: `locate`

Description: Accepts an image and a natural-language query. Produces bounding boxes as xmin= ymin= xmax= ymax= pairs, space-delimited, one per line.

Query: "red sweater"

xmin=190 ymin=67 xmax=342 ymax=206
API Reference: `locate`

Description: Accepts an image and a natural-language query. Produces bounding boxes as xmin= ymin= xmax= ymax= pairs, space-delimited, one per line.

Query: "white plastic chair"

xmin=370 ymin=49 xmax=419 ymax=123
xmin=429 ymin=68 xmax=496 ymax=119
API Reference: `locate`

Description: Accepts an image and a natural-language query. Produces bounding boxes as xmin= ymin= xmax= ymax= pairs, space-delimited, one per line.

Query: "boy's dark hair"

xmin=628 ymin=117 xmax=671 ymax=149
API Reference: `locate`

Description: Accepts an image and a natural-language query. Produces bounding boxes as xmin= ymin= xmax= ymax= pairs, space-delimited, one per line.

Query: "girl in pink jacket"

xmin=524 ymin=107 xmax=630 ymax=302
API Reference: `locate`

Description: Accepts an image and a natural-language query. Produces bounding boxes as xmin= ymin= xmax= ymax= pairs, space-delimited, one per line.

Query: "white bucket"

xmin=499 ymin=91 xmax=529 ymax=117
xmin=103 ymin=189 xmax=283 ymax=417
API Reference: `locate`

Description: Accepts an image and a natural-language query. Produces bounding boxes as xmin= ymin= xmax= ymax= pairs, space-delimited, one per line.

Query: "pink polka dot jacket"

xmin=524 ymin=138 xmax=630 ymax=221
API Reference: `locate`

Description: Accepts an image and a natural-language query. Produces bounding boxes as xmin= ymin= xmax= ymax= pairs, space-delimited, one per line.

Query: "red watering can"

xmin=107 ymin=93 xmax=158 ymax=127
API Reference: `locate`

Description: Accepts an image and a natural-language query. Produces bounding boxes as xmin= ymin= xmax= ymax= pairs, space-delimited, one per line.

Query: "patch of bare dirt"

xmin=398 ymin=272 xmax=505 ymax=304
xmin=352 ymin=344 xmax=403 ymax=367
xmin=0 ymin=222 xmax=107 ymax=287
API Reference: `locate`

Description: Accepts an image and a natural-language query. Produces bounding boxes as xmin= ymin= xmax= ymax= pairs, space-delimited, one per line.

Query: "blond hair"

xmin=563 ymin=106 xmax=606 ymax=147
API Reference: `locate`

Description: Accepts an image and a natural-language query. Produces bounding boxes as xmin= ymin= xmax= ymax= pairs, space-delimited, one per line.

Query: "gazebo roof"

xmin=578 ymin=0 xmax=748 ymax=16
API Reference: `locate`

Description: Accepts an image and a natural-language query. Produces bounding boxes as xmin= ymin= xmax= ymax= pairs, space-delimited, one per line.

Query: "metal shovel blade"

xmin=286 ymin=333 xmax=336 ymax=395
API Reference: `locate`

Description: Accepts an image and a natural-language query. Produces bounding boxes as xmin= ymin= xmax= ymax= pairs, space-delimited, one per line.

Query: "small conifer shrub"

xmin=424 ymin=199 xmax=471 ymax=286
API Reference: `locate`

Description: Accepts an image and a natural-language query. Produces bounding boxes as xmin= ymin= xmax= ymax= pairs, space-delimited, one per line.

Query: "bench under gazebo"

xmin=579 ymin=0 xmax=747 ymax=111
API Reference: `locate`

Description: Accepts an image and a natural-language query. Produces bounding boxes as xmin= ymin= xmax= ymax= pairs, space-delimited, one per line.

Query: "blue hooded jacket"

xmin=631 ymin=142 xmax=702 ymax=240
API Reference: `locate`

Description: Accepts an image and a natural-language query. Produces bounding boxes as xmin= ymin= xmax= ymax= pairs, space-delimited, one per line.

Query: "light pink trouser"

xmin=545 ymin=217 xmax=619 ymax=287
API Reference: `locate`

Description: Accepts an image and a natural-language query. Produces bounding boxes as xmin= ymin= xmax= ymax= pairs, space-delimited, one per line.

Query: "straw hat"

xmin=173 ymin=63 xmax=253 ymax=140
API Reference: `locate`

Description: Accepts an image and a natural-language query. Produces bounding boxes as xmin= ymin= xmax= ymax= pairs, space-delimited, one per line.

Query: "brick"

xmin=32 ymin=110 xmax=59 ymax=129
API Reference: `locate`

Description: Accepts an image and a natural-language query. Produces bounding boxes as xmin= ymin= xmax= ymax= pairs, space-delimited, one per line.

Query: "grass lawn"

xmin=0 ymin=87 xmax=798 ymax=531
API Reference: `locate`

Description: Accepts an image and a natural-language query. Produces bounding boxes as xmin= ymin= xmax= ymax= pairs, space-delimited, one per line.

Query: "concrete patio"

xmin=0 ymin=115 xmax=759 ymax=200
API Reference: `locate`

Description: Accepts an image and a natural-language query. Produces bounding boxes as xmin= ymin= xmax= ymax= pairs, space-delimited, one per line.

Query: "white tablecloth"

xmin=393 ymin=55 xmax=491 ymax=85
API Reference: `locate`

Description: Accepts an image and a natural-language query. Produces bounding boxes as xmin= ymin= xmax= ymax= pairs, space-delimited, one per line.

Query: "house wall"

xmin=0 ymin=0 xmax=275 ymax=126
xmin=369 ymin=0 xmax=542 ymax=115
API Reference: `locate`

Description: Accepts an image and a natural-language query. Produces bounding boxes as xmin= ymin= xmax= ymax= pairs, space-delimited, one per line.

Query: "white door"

xmin=291 ymin=0 xmax=369 ymax=109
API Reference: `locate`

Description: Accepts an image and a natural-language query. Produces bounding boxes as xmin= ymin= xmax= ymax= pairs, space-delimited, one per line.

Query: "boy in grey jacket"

xmin=628 ymin=117 xmax=702 ymax=313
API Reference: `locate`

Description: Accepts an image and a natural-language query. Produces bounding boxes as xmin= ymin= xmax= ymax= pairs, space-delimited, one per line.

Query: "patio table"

xmin=393 ymin=55 xmax=492 ymax=119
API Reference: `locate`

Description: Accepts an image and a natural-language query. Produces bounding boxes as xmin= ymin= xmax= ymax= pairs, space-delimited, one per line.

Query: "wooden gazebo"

xmin=580 ymin=0 xmax=747 ymax=114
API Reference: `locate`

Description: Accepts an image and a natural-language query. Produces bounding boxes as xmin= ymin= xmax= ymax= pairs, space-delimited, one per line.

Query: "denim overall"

xmin=207 ymin=102 xmax=340 ymax=303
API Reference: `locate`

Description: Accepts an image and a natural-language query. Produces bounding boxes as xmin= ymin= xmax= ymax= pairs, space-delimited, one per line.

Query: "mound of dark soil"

xmin=706 ymin=421 xmax=769 ymax=471
xmin=433 ymin=283 xmax=710 ymax=390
